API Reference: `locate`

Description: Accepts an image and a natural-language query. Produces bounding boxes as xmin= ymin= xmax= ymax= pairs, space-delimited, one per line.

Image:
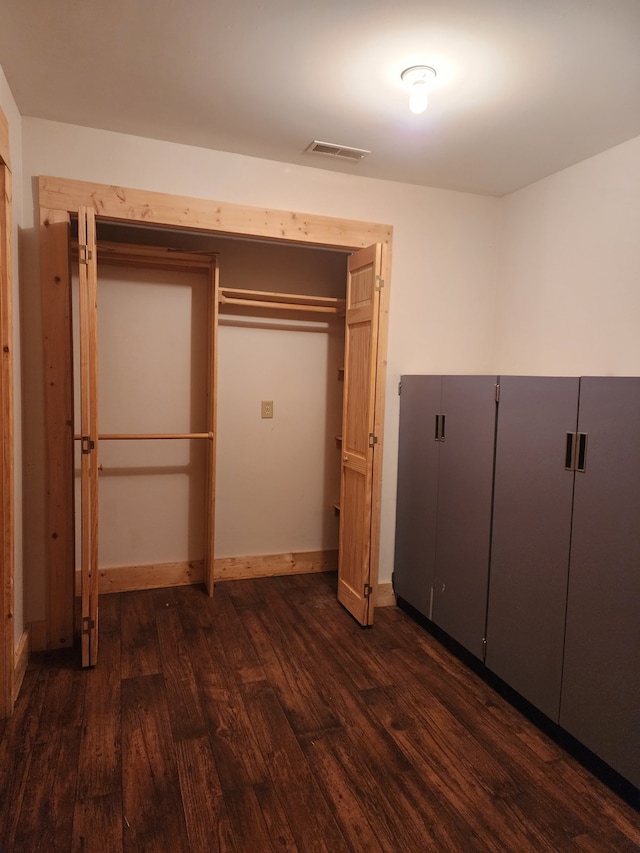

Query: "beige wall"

xmin=0 ymin=65 xmax=24 ymax=646
xmin=215 ymin=241 xmax=346 ymax=558
xmin=18 ymin=117 xmax=500 ymax=611
xmin=7 ymin=95 xmax=640 ymax=627
xmin=72 ymin=239 xmax=346 ymax=572
xmin=493 ymin=135 xmax=640 ymax=376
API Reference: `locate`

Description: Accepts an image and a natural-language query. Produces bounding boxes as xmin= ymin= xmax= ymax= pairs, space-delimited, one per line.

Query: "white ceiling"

xmin=1 ymin=0 xmax=639 ymax=196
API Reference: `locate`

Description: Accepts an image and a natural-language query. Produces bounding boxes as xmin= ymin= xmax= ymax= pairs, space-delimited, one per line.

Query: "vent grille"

xmin=306 ymin=141 xmax=370 ymax=161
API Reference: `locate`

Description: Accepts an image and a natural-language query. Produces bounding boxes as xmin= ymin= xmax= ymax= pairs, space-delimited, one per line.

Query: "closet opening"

xmin=71 ymin=216 xmax=349 ymax=595
xmin=40 ymin=177 xmax=392 ymax=662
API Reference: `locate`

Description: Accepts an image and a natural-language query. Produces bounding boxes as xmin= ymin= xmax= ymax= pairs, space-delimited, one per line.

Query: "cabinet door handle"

xmin=576 ymin=432 xmax=588 ymax=472
xmin=440 ymin=414 xmax=446 ymax=442
xmin=565 ymin=432 xmax=577 ymax=470
xmin=434 ymin=414 xmax=440 ymax=441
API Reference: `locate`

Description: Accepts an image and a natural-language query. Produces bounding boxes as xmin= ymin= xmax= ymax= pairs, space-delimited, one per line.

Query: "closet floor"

xmin=1 ymin=572 xmax=639 ymax=852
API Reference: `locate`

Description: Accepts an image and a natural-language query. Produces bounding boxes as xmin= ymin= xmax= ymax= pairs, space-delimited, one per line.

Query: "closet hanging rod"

xmin=74 ymin=432 xmax=213 ymax=441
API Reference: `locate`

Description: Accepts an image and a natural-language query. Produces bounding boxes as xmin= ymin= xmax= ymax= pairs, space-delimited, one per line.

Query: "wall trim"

xmin=0 ymin=104 xmax=14 ymax=717
xmin=214 ymin=549 xmax=338 ymax=582
xmin=74 ymin=550 xmax=340 ymax=596
xmin=28 ymin=620 xmax=47 ymax=653
xmin=376 ymin=582 xmax=396 ymax=607
xmin=12 ymin=627 xmax=28 ymax=703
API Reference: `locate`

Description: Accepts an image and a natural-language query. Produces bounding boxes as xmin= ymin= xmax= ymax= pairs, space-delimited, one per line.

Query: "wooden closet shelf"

xmin=74 ymin=432 xmax=214 ymax=441
xmin=71 ymin=240 xmax=217 ymax=273
xmin=219 ymin=287 xmax=346 ymax=315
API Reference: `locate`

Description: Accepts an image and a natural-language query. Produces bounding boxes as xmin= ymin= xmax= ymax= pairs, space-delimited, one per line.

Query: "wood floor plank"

xmin=222 ymin=785 xmax=284 ymax=853
xmin=119 ymin=591 xmax=162 ymax=679
xmin=253 ymin=782 xmax=301 ymax=853
xmin=174 ymin=736 xmax=237 ymax=853
xmin=239 ymin=678 xmax=351 ymax=853
xmin=72 ymin=792 xmax=123 ymax=853
xmin=0 ymin=663 xmax=50 ymax=849
xmin=12 ymin=653 xmax=85 ymax=851
xmin=176 ymin=588 xmax=271 ymax=791
xmin=76 ymin=597 xmax=121 ymax=800
xmin=357 ymin=684 xmax=520 ymax=852
xmin=298 ymin=732 xmax=391 ymax=853
xmin=155 ymin=603 xmax=208 ymax=742
xmin=196 ymin=582 xmax=266 ymax=685
xmin=238 ymin=590 xmax=342 ymax=737
xmin=121 ymin=673 xmax=190 ymax=852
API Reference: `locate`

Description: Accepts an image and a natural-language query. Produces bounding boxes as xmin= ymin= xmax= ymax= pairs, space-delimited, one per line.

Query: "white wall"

xmin=19 ymin=117 xmax=500 ymax=612
xmin=494 ymin=135 xmax=640 ymax=375
xmin=0 ymin=65 xmax=24 ymax=646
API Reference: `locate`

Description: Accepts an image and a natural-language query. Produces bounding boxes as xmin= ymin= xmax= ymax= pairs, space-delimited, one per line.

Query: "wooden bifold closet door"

xmin=77 ymin=206 xmax=99 ymax=667
xmin=337 ymin=244 xmax=383 ymax=626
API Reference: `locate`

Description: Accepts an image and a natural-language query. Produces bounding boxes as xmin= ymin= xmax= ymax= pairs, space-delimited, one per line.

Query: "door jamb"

xmin=0 ymin=107 xmax=14 ymax=715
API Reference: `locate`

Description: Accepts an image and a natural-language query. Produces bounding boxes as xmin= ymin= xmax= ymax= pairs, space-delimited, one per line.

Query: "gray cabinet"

xmin=394 ymin=376 xmax=440 ymax=620
xmin=560 ymin=377 xmax=640 ymax=789
xmin=486 ymin=376 xmax=579 ymax=721
xmin=394 ymin=375 xmax=497 ymax=659
xmin=394 ymin=374 xmax=640 ymax=790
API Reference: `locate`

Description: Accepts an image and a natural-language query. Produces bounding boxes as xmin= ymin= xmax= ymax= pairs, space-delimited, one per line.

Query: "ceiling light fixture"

xmin=401 ymin=65 xmax=436 ymax=114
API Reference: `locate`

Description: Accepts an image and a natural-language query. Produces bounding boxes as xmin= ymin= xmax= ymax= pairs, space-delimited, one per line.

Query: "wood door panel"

xmin=338 ymin=468 xmax=369 ymax=621
xmin=338 ymin=245 xmax=381 ymax=625
xmin=78 ymin=206 xmax=99 ymax=667
xmin=343 ymin=322 xmax=372 ymax=457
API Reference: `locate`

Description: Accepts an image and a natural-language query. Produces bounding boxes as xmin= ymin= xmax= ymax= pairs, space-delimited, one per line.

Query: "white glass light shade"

xmin=401 ymin=65 xmax=436 ymax=115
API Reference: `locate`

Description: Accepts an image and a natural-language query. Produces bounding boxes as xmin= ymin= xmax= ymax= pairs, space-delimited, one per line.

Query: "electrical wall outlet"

xmin=261 ymin=400 xmax=273 ymax=419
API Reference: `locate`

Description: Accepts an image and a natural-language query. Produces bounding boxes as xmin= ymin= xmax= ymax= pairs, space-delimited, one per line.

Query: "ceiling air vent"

xmin=306 ymin=141 xmax=370 ymax=161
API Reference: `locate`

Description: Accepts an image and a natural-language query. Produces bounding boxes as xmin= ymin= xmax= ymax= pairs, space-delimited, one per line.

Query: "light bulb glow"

xmin=401 ymin=65 xmax=436 ymax=115
xmin=409 ymin=80 xmax=429 ymax=114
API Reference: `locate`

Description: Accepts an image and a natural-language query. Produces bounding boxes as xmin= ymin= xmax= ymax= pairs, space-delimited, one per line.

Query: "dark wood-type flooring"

xmin=1 ymin=572 xmax=639 ymax=852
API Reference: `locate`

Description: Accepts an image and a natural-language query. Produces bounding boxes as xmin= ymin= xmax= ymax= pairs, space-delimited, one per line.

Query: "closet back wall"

xmin=215 ymin=240 xmax=347 ymax=560
xmin=72 ymin=262 xmax=209 ymax=572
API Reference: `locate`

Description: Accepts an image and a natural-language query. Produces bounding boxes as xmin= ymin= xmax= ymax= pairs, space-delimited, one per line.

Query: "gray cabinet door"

xmin=486 ymin=376 xmax=579 ymax=721
xmin=432 ymin=375 xmax=497 ymax=659
xmin=560 ymin=377 xmax=640 ymax=788
xmin=393 ymin=376 xmax=441 ymax=618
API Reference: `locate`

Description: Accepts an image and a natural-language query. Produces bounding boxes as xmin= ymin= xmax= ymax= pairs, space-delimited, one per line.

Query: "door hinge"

xmin=82 ymin=616 xmax=96 ymax=635
xmin=364 ymin=583 xmax=373 ymax=599
xmin=81 ymin=436 xmax=95 ymax=454
xmin=79 ymin=246 xmax=93 ymax=265
xmin=368 ymin=432 xmax=378 ymax=448
xmin=482 ymin=637 xmax=487 ymax=660
xmin=375 ymin=275 xmax=384 ymax=291
xmin=495 ymin=383 xmax=500 ymax=402
xmin=398 ymin=380 xmax=402 ymax=395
